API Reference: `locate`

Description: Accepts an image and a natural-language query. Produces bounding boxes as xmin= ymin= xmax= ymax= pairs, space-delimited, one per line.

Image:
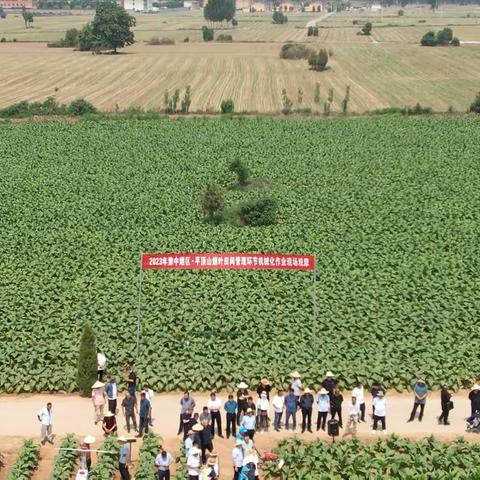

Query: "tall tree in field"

xmin=204 ymin=0 xmax=235 ymax=24
xmin=77 ymin=322 xmax=97 ymax=396
xmin=22 ymin=7 xmax=34 ymax=28
xmin=91 ymin=0 xmax=136 ymax=53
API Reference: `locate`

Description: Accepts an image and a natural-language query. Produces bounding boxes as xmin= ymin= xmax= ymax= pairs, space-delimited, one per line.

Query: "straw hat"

xmin=91 ymin=381 xmax=104 ymax=389
xmin=187 ymin=430 xmax=194 ymax=435
xmin=192 ymin=423 xmax=204 ymax=432
xmin=235 ymin=439 xmax=243 ymax=446
xmin=471 ymin=384 xmax=480 ymax=391
xmin=190 ymin=446 xmax=201 ymax=455
xmin=83 ymin=435 xmax=96 ymax=444
xmin=246 ymin=408 xmax=253 ymax=413
xmin=117 ymin=436 xmax=128 ymax=442
xmin=260 ymin=378 xmax=270 ymax=386
xmin=104 ymin=411 xmax=115 ymax=417
xmin=377 ymin=390 xmax=385 ymax=397
xmin=304 ymin=388 xmax=312 ymax=394
xmin=325 ymin=371 xmax=335 ymax=378
xmin=417 ymin=378 xmax=426 ymax=384
xmin=290 ymin=371 xmax=301 ymax=378
xmin=207 ymin=457 xmax=217 ymax=466
xmin=318 ymin=388 xmax=328 ymax=395
xmin=261 ymin=391 xmax=267 ymax=397
xmin=237 ymin=382 xmax=248 ymax=389
xmin=210 ymin=451 xmax=219 ymax=458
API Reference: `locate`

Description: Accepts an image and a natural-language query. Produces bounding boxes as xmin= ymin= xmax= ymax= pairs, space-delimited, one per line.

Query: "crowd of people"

xmin=33 ymin=354 xmax=480 ymax=480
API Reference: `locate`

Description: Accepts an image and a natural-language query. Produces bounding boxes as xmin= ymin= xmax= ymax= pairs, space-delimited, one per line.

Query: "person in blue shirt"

xmin=118 ymin=437 xmax=130 ymax=480
xmin=284 ymin=389 xmax=298 ymax=431
xmin=407 ymin=379 xmax=428 ymax=422
xmin=224 ymin=394 xmax=238 ymax=439
xmin=137 ymin=392 xmax=151 ymax=438
xmin=316 ymin=388 xmax=330 ymax=431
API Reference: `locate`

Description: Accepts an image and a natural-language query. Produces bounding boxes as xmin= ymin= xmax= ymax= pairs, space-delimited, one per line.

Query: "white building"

xmin=121 ymin=0 xmax=154 ymax=11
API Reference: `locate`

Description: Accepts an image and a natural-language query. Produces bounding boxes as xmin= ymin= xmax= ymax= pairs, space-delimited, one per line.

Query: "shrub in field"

xmin=451 ymin=37 xmax=460 ymax=46
xmin=148 ymin=36 xmax=175 ymax=45
xmin=202 ymin=26 xmax=214 ymax=41
xmin=308 ymin=48 xmax=329 ymax=71
xmin=469 ymin=92 xmax=480 ymax=113
xmin=398 ymin=9 xmax=404 ymax=15
xmin=89 ymin=436 xmax=119 ymax=480
xmin=77 ymin=322 xmax=97 ymax=396
xmin=181 ymin=85 xmax=192 ymax=114
xmin=0 ymin=97 xmax=68 ymax=118
xmin=281 ymin=89 xmax=292 ymax=114
xmin=7 ymin=439 xmax=39 ymax=480
xmin=0 ymin=37 xmax=6 ymax=42
xmin=183 ymin=36 xmax=189 ymax=42
xmin=64 ymin=28 xmax=79 ymax=47
xmin=361 ymin=22 xmax=372 ymax=35
xmin=421 ymin=28 xmax=459 ymax=46
xmin=279 ymin=42 xmax=311 ymax=59
xmin=78 ymin=23 xmax=97 ymax=51
xmin=134 ymin=432 xmax=162 ymax=480
xmin=307 ymin=26 xmax=318 ymax=36
xmin=232 ymin=18 xmax=238 ymax=26
xmin=216 ymin=33 xmax=232 ymax=42
xmin=52 ymin=434 xmax=79 ymax=480
xmin=272 ymin=11 xmax=287 ymax=24
xmin=314 ymin=82 xmax=320 ymax=104
xmin=236 ymin=198 xmax=277 ymax=227
xmin=67 ymin=99 xmax=97 ymax=116
xmin=230 ymin=159 xmax=249 ymax=186
xmin=436 ymin=27 xmax=453 ymax=45
xmin=221 ymin=99 xmax=234 ymax=114
xmin=421 ymin=30 xmax=437 ymax=46
xmin=201 ymin=184 xmax=224 ymax=222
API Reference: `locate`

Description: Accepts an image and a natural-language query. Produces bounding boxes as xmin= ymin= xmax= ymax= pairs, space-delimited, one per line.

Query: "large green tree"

xmin=204 ymin=0 xmax=235 ymax=24
xmin=91 ymin=1 xmax=136 ymax=53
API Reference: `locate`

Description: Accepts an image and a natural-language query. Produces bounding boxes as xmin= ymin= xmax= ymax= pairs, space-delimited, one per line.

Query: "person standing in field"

xmin=224 ymin=394 xmax=238 ymax=438
xmin=236 ymin=382 xmax=249 ymax=426
xmin=79 ymin=435 xmax=95 ymax=470
xmin=299 ymin=388 xmax=314 ymax=433
xmin=290 ymin=372 xmax=302 ymax=404
xmin=284 ymin=388 xmax=298 ymax=431
xmin=256 ymin=378 xmax=271 ymax=400
xmin=121 ymin=391 xmax=138 ymax=434
xmin=272 ymin=390 xmax=285 ymax=431
xmin=199 ymin=418 xmax=214 ymax=464
xmin=97 ymin=350 xmax=106 ymax=382
xmin=181 ymin=408 xmax=194 ymax=440
xmin=241 ymin=408 xmax=256 ymax=439
xmin=126 ymin=365 xmax=137 ymax=396
xmin=438 ymin=384 xmax=452 ymax=425
xmin=256 ymin=391 xmax=270 ymax=433
xmin=185 ymin=430 xmax=194 ymax=457
xmin=37 ymin=402 xmax=54 ymax=445
xmin=468 ymin=384 xmax=480 ymax=416
xmin=316 ymin=388 xmax=330 ymax=431
xmin=330 ymin=386 xmax=344 ymax=428
xmin=142 ymin=384 xmax=155 ymax=426
xmin=232 ymin=439 xmax=244 ymax=480
xmin=407 ymin=379 xmax=428 ymax=422
xmin=186 ymin=446 xmax=202 ymax=480
xmin=344 ymin=396 xmax=360 ymax=437
xmin=137 ymin=391 xmax=151 ymax=437
xmin=155 ymin=446 xmax=174 ymax=480
xmin=208 ymin=392 xmax=224 ymax=438
xmin=322 ymin=371 xmax=337 ymax=397
xmin=105 ymin=376 xmax=118 ymax=414
xmin=199 ymin=407 xmax=211 ymax=427
xmin=352 ymin=382 xmax=366 ymax=422
xmin=372 ymin=390 xmax=386 ymax=434
xmin=370 ymin=381 xmax=384 ymax=416
xmin=91 ymin=380 xmax=106 ymax=425
xmin=178 ymin=391 xmax=196 ymax=435
xmin=118 ymin=436 xmax=131 ymax=480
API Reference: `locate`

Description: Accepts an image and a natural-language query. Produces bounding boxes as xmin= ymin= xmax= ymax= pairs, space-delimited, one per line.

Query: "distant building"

xmin=304 ymin=1 xmax=324 ymax=12
xmin=121 ymin=0 xmax=153 ymax=11
xmin=0 ymin=0 xmax=37 ymax=8
xmin=370 ymin=3 xmax=382 ymax=11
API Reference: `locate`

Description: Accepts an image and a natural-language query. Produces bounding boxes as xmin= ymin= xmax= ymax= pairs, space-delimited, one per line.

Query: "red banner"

xmin=142 ymin=253 xmax=315 ymax=271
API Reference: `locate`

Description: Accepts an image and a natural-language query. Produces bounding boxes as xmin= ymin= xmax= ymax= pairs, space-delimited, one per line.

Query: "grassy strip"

xmin=7 ymin=439 xmax=40 ymax=480
xmin=134 ymin=432 xmax=162 ymax=480
xmin=89 ymin=436 xmax=119 ymax=480
xmin=52 ymin=434 xmax=79 ymax=480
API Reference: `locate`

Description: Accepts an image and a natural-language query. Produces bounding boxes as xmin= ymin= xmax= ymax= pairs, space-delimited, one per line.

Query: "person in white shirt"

xmin=256 ymin=391 xmax=270 ymax=433
xmin=352 ymin=382 xmax=365 ymax=422
xmin=272 ymin=390 xmax=285 ymax=431
xmin=184 ymin=430 xmax=194 ymax=457
xmin=372 ymin=391 xmax=386 ymax=434
xmin=208 ymin=392 xmax=223 ymax=438
xmin=344 ymin=396 xmax=360 ymax=437
xmin=232 ymin=439 xmax=244 ymax=480
xmin=37 ymin=402 xmax=53 ymax=445
xmin=187 ymin=446 xmax=202 ymax=479
xmin=97 ymin=351 xmax=106 ymax=382
xmin=241 ymin=408 xmax=256 ymax=439
xmin=155 ymin=447 xmax=174 ymax=480
xmin=290 ymin=371 xmax=302 ymax=402
xmin=316 ymin=388 xmax=330 ymax=431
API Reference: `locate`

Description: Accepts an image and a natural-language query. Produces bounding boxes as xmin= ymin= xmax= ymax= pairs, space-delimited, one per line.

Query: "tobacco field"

xmin=1 ymin=117 xmax=480 ymax=393
xmin=263 ymin=436 xmax=480 ymax=479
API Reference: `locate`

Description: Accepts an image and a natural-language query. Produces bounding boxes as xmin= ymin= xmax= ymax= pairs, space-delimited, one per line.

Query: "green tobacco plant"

xmin=89 ymin=436 xmax=119 ymax=480
xmin=7 ymin=439 xmax=39 ymax=480
xmin=135 ymin=432 xmax=162 ymax=480
xmin=52 ymin=434 xmax=79 ymax=480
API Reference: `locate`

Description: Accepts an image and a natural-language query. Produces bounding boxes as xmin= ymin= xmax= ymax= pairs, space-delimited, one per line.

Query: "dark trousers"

xmin=409 ymin=402 xmax=425 ymax=421
xmin=97 ymin=369 xmax=105 ymax=381
xmin=158 ymin=470 xmax=170 ymax=480
xmin=139 ymin=416 xmax=149 ymax=436
xmin=359 ymin=403 xmax=366 ymax=422
xmin=317 ymin=411 xmax=328 ymax=430
xmin=237 ymin=403 xmax=247 ymax=426
xmin=285 ymin=410 xmax=296 ymax=430
xmin=274 ymin=412 xmax=283 ymax=430
xmin=189 ymin=476 xmax=199 ymax=480
xmin=210 ymin=411 xmax=222 ymax=437
xmin=119 ymin=462 xmax=130 ymax=480
xmin=331 ymin=407 xmax=342 ymax=427
xmin=201 ymin=442 xmax=213 ymax=464
xmin=246 ymin=428 xmax=255 ymax=440
xmin=177 ymin=414 xmax=183 ymax=435
xmin=373 ymin=415 xmax=386 ymax=431
xmin=439 ymin=406 xmax=449 ymax=424
xmin=108 ymin=399 xmax=117 ymax=414
xmin=233 ymin=466 xmax=241 ymax=480
xmin=125 ymin=412 xmax=137 ymax=433
xmin=226 ymin=412 xmax=236 ymax=438
xmin=301 ymin=408 xmax=312 ymax=432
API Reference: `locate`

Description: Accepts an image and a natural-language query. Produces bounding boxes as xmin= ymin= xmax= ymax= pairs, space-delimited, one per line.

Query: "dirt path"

xmin=306 ymin=12 xmax=334 ymax=29
xmin=0 ymin=390 xmax=477 ymax=478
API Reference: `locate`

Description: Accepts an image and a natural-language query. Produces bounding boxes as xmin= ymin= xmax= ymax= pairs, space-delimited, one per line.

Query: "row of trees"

xmin=421 ymin=27 xmax=459 ymax=46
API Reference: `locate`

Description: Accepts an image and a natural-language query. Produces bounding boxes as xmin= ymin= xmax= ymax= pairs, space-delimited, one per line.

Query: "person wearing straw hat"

xmin=284 ymin=388 xmax=298 ymax=431
xmin=272 ymin=389 xmax=285 ymax=432
xmin=290 ymin=372 xmax=302 ymax=404
xmin=352 ymin=381 xmax=366 ymax=423
xmin=372 ymin=390 xmax=386 ymax=434
xmin=91 ymin=380 xmax=106 ymax=425
xmin=322 ymin=371 xmax=337 ymax=397
xmin=79 ymin=435 xmax=95 ymax=470
xmin=185 ymin=430 xmax=194 ymax=457
xmin=256 ymin=391 xmax=270 ymax=433
xmin=256 ymin=378 xmax=271 ymax=400
xmin=208 ymin=452 xmax=219 ymax=478
xmin=241 ymin=408 xmax=256 ymax=439
xmin=102 ymin=410 xmax=117 ymax=436
xmin=407 ymin=378 xmax=428 ymax=422
xmin=155 ymin=446 xmax=174 ymax=480
xmin=232 ymin=439 xmax=244 ymax=480
xmin=469 ymin=384 xmax=480 ymax=416
xmin=299 ymin=388 xmax=314 ymax=433
xmin=187 ymin=446 xmax=202 ymax=479
xmin=191 ymin=423 xmax=204 ymax=451
xmin=224 ymin=394 xmax=238 ymax=438
xmin=118 ymin=436 xmax=131 ymax=480
xmin=208 ymin=392 xmax=224 ymax=438
xmin=236 ymin=382 xmax=249 ymax=426
xmin=316 ymin=388 xmax=330 ymax=431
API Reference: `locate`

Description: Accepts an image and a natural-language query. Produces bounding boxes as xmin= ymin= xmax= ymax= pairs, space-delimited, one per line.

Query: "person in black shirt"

xmin=256 ymin=378 xmax=271 ymax=400
xmin=299 ymin=388 xmax=314 ymax=433
xmin=330 ymin=386 xmax=344 ymax=428
xmin=236 ymin=382 xmax=249 ymax=426
xmin=181 ymin=408 xmax=194 ymax=439
xmin=121 ymin=391 xmax=138 ymax=433
xmin=468 ymin=384 xmax=480 ymax=416
xmin=322 ymin=371 xmax=337 ymax=397
xmin=126 ymin=365 xmax=137 ymax=397
xmin=199 ymin=420 xmax=214 ymax=465
xmin=438 ymin=384 xmax=452 ymax=425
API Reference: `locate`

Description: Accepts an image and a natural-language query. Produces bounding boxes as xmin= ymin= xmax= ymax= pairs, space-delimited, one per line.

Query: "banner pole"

xmin=312 ymin=256 xmax=318 ymax=357
xmin=135 ymin=253 xmax=144 ymax=361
